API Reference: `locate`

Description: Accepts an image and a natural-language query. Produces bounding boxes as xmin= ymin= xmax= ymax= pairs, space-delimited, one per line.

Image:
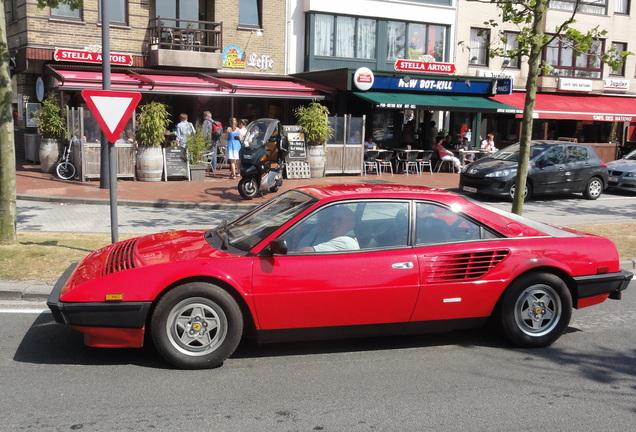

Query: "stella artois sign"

xmin=54 ymin=48 xmax=134 ymax=66
xmin=394 ymin=59 xmax=456 ymax=74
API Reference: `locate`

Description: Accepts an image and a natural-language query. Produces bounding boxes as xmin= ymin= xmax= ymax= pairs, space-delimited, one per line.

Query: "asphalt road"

xmin=1 ymin=279 xmax=635 ymax=431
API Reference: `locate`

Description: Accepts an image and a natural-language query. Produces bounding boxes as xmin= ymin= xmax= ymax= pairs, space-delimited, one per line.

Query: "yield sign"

xmin=81 ymin=89 xmax=142 ymax=143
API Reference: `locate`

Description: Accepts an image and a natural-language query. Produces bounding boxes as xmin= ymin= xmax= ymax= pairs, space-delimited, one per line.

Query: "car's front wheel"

xmin=508 ymin=181 xmax=532 ymax=201
xmin=151 ymin=282 xmax=243 ymax=369
xmin=498 ymin=273 xmax=572 ymax=348
xmin=582 ymin=177 xmax=603 ymax=200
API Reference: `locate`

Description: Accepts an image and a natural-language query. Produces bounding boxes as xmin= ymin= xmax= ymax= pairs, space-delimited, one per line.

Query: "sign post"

xmin=81 ymin=88 xmax=141 ymax=243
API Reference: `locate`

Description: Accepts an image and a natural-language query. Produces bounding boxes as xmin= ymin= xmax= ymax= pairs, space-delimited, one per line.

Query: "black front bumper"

xmin=573 ymin=269 xmax=633 ymax=300
xmin=47 ymin=264 xmax=152 ymax=329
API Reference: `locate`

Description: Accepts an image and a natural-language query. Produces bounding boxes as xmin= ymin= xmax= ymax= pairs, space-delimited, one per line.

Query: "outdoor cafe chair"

xmin=364 ymin=150 xmax=380 ymax=175
xmin=376 ymin=150 xmax=394 ymax=176
xmin=417 ymin=150 xmax=434 ymax=175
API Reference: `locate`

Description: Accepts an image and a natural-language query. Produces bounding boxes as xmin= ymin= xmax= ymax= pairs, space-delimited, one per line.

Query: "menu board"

xmin=164 ymin=146 xmax=188 ymax=180
xmin=286 ymin=131 xmax=307 ymax=160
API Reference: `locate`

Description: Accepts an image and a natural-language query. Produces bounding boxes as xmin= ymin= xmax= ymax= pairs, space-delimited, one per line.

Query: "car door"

xmin=531 ymin=144 xmax=568 ymax=194
xmin=411 ymin=202 xmax=505 ymax=321
xmin=251 ymin=200 xmax=420 ymax=330
xmin=563 ymin=145 xmax=593 ymax=191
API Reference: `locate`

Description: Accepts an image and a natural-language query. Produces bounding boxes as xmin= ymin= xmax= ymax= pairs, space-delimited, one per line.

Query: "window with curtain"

xmin=314 ymin=14 xmax=334 ymax=56
xmin=549 ymin=0 xmax=607 ymax=15
xmin=544 ymin=36 xmax=603 ymax=78
xmin=99 ymin=0 xmax=127 ymax=25
xmin=469 ymin=28 xmax=489 ymax=66
xmin=239 ymin=0 xmax=261 ymax=28
xmin=51 ymin=3 xmax=82 ymax=19
xmin=387 ymin=21 xmax=406 ymax=60
xmin=314 ymin=15 xmax=377 ymax=59
xmin=387 ymin=21 xmax=446 ymax=61
xmin=503 ymin=32 xmax=519 ymax=68
xmin=357 ymin=18 xmax=376 ymax=59
xmin=610 ymin=42 xmax=627 ymax=76
xmin=615 ymin=0 xmax=629 ymax=14
xmin=336 ymin=16 xmax=356 ymax=57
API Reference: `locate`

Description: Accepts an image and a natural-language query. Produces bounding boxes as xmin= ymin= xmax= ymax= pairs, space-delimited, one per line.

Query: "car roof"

xmin=294 ymin=183 xmax=462 ymax=203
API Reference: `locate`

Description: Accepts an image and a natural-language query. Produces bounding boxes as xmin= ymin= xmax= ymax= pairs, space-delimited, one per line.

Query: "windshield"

xmin=490 ymin=143 xmax=549 ymax=162
xmin=624 ymin=149 xmax=636 ymax=160
xmin=243 ymin=118 xmax=279 ymax=150
xmin=219 ymin=190 xmax=317 ymax=251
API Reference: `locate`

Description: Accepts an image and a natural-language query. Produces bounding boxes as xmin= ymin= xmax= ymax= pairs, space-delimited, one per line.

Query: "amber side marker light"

xmin=596 ymin=266 xmax=609 ymax=274
xmin=105 ymin=294 xmax=124 ymax=301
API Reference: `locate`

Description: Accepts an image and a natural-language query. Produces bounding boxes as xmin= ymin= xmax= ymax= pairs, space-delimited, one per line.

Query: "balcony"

xmin=147 ymin=17 xmax=223 ymax=69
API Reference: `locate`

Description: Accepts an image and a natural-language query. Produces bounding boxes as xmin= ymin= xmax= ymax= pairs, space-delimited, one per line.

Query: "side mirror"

xmin=269 ymin=238 xmax=288 ymax=255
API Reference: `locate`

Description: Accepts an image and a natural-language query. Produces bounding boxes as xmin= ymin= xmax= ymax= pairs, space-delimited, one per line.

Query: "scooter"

xmin=238 ymin=118 xmax=288 ymax=200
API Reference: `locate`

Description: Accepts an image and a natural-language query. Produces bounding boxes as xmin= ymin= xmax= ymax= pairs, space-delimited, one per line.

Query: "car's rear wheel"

xmin=498 ymin=273 xmax=572 ymax=348
xmin=582 ymin=177 xmax=603 ymax=200
xmin=508 ymin=181 xmax=532 ymax=201
xmin=151 ymin=282 xmax=243 ymax=369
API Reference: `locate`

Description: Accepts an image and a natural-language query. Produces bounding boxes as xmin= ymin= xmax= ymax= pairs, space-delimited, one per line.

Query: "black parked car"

xmin=459 ymin=140 xmax=608 ymax=200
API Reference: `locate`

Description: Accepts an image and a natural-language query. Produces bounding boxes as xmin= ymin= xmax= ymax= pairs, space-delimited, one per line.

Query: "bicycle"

xmin=55 ymin=137 xmax=77 ymax=180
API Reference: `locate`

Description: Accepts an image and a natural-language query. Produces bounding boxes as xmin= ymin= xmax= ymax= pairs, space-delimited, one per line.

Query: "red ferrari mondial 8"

xmin=48 ymin=185 xmax=632 ymax=369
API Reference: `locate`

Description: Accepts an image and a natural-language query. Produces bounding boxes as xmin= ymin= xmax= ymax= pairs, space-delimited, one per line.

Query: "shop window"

xmin=469 ymin=28 xmax=489 ymax=66
xmin=503 ymin=32 xmax=519 ymax=69
xmin=610 ymin=42 xmax=627 ymax=76
xmin=549 ymin=0 xmax=607 ymax=15
xmin=98 ymin=0 xmax=128 ymax=26
xmin=615 ymin=0 xmax=630 ymax=13
xmin=239 ymin=0 xmax=261 ymax=28
xmin=51 ymin=3 xmax=82 ymax=20
xmin=544 ymin=36 xmax=603 ymax=78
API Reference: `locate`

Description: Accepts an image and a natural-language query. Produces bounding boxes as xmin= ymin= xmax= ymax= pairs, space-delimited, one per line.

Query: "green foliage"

xmin=186 ymin=121 xmax=208 ymax=165
xmin=294 ymin=102 xmax=333 ymax=146
xmin=37 ymin=0 xmax=83 ymax=10
xmin=34 ymin=94 xmax=68 ymax=139
xmin=136 ymin=102 xmax=171 ymax=147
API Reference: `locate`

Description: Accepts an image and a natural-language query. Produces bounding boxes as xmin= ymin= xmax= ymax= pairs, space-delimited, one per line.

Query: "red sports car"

xmin=48 ymin=185 xmax=632 ymax=369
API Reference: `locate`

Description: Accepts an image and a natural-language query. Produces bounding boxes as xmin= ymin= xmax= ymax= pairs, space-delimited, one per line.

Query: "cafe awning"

xmin=47 ymin=66 xmax=326 ymax=99
xmin=493 ymin=92 xmax=636 ymax=122
xmin=354 ymin=91 xmax=522 ymax=113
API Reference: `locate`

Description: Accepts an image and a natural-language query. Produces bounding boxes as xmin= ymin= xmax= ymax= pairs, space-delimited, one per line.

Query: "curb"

xmin=17 ymin=194 xmax=257 ymax=211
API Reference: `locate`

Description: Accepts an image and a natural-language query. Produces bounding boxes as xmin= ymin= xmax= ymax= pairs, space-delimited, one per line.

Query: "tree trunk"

xmin=0 ymin=0 xmax=18 ymax=244
xmin=511 ymin=0 xmax=547 ymax=215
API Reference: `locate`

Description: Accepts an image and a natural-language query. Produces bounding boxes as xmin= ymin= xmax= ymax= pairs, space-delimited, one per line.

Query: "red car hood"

xmin=134 ymin=230 xmax=221 ymax=266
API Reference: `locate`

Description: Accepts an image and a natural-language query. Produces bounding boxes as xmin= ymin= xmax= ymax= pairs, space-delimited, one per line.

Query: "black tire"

xmin=56 ymin=161 xmax=76 ymax=180
xmin=508 ymin=181 xmax=532 ymax=201
xmin=150 ymin=282 xmax=243 ymax=369
xmin=238 ymin=177 xmax=258 ymax=200
xmin=582 ymin=177 xmax=603 ymax=200
xmin=498 ymin=273 xmax=572 ymax=348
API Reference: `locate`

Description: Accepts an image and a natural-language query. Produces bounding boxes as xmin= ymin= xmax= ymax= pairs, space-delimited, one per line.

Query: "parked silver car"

xmin=607 ymin=149 xmax=636 ymax=193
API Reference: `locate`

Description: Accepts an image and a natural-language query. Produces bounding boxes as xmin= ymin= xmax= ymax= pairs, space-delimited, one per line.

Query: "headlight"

xmin=485 ymin=168 xmax=516 ymax=178
xmin=625 ymin=172 xmax=636 ymax=178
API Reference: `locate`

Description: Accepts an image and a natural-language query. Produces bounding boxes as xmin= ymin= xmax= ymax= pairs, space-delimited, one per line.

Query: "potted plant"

xmin=34 ymin=94 xmax=68 ymax=173
xmin=186 ymin=121 xmax=208 ymax=181
xmin=294 ymin=102 xmax=333 ymax=178
xmin=135 ymin=102 xmax=171 ymax=181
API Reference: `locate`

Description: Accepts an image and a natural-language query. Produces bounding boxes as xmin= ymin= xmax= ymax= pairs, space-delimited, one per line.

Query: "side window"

xmin=566 ymin=145 xmax=588 ymax=162
xmin=539 ymin=146 xmax=564 ymax=165
xmin=416 ymin=203 xmax=482 ymax=245
xmin=281 ymin=201 xmax=409 ymax=253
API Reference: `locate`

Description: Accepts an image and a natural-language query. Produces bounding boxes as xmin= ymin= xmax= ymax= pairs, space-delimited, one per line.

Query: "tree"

xmin=467 ymin=0 xmax=630 ymax=214
xmin=0 ymin=1 xmax=82 ymax=243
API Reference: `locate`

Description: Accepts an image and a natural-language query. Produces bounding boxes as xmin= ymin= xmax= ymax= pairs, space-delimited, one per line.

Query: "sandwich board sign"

xmin=81 ymin=89 xmax=142 ymax=143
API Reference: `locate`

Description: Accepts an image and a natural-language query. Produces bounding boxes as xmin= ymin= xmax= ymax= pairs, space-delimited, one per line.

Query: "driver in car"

xmin=298 ymin=207 xmax=359 ymax=252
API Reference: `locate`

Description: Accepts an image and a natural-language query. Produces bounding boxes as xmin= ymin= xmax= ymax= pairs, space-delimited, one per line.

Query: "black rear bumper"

xmin=47 ymin=263 xmax=151 ymax=329
xmin=573 ymin=269 xmax=633 ymax=300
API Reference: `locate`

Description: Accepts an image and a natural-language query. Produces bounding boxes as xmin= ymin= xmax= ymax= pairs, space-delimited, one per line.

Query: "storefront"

xmin=296 ymin=66 xmax=521 ymax=149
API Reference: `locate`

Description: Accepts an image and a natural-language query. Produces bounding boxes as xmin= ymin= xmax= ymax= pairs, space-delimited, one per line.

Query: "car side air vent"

xmin=104 ymin=238 xmax=138 ymax=275
xmin=427 ymin=250 xmax=510 ymax=283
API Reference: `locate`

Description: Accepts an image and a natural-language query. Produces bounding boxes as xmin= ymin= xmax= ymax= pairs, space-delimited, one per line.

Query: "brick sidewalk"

xmin=16 ymin=163 xmax=461 ymax=205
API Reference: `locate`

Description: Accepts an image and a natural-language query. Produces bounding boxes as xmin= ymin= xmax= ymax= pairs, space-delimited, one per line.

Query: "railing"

xmin=148 ymin=17 xmax=222 ymax=53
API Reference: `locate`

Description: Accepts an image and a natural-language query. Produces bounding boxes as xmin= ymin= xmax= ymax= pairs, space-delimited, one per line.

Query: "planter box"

xmin=74 ymin=140 xmax=136 ymax=181
xmin=189 ymin=164 xmax=206 ymax=181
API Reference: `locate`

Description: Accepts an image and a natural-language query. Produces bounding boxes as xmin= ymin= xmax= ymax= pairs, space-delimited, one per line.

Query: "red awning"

xmin=493 ymin=92 xmax=636 ymax=122
xmin=47 ymin=67 xmax=326 ymax=99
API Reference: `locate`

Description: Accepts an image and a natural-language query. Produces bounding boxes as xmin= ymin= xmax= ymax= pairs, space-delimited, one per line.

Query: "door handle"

xmin=392 ymin=262 xmax=414 ymax=269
